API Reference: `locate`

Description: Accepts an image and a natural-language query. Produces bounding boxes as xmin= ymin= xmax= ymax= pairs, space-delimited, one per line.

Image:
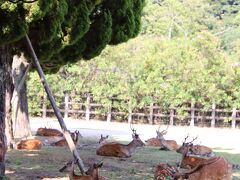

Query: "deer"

xmin=176 ymin=135 xmax=214 ymax=157
xmin=175 ymin=139 xmax=232 ymax=180
xmin=154 ymin=163 xmax=182 ymax=180
xmin=145 ymin=125 xmax=179 ymax=151
xmin=17 ymin=139 xmax=42 ymax=150
xmin=36 ymin=127 xmax=63 ymax=137
xmin=98 ymin=134 xmax=109 ymax=144
xmin=51 ymin=130 xmax=81 ymax=146
xmin=179 ymin=146 xmax=240 ymax=171
xmin=182 ymin=156 xmax=232 ymax=180
xmin=59 ymin=160 xmax=107 ymax=180
xmin=96 ymin=123 xmax=145 ymax=158
xmin=154 ymin=157 xmax=232 ymax=180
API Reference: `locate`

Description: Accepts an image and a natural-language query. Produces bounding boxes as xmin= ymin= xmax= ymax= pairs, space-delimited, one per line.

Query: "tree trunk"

xmin=4 ymin=57 xmax=14 ymax=149
xmin=12 ymin=54 xmax=31 ymax=138
xmin=0 ymin=44 xmax=12 ymax=176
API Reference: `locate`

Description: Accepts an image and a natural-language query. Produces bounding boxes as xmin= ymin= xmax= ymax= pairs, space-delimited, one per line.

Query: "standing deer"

xmin=177 ymin=135 xmax=214 ymax=157
xmin=36 ymin=127 xmax=63 ymax=137
xmin=59 ymin=160 xmax=107 ymax=180
xmin=145 ymin=125 xmax=179 ymax=151
xmin=51 ymin=130 xmax=81 ymax=146
xmin=96 ymin=124 xmax=145 ymax=158
xmin=17 ymin=139 xmax=42 ymax=150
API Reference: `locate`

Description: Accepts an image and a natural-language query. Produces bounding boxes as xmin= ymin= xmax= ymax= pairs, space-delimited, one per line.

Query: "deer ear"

xmin=98 ymin=162 xmax=103 ymax=168
xmin=106 ymin=135 xmax=109 ymax=138
xmin=101 ymin=134 xmax=103 ymax=138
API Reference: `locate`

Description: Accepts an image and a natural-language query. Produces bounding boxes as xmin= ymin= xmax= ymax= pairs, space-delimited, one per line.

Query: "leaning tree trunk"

xmin=0 ymin=45 xmax=12 ymax=176
xmin=12 ymin=54 xmax=31 ymax=138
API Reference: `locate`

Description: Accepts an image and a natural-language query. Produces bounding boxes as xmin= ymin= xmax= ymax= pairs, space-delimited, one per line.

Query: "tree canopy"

xmin=0 ymin=0 xmax=145 ymax=72
xmin=27 ymin=0 xmax=240 ymax=116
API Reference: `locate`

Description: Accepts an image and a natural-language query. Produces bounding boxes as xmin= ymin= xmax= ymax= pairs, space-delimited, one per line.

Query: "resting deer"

xmin=146 ymin=125 xmax=179 ymax=151
xmin=177 ymin=135 xmax=214 ymax=157
xmin=98 ymin=134 xmax=109 ymax=144
xmin=154 ymin=157 xmax=232 ymax=180
xmin=59 ymin=160 xmax=107 ymax=180
xmin=180 ymin=146 xmax=240 ymax=171
xmin=17 ymin=139 xmax=42 ymax=150
xmin=183 ymin=156 xmax=232 ymax=180
xmin=154 ymin=163 xmax=182 ymax=180
xmin=36 ymin=127 xmax=63 ymax=137
xmin=96 ymin=124 xmax=145 ymax=158
xmin=176 ymin=140 xmax=232 ymax=180
xmin=51 ymin=130 xmax=81 ymax=146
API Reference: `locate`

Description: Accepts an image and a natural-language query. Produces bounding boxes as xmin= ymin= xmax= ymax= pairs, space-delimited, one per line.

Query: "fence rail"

xmin=39 ymin=94 xmax=240 ymax=129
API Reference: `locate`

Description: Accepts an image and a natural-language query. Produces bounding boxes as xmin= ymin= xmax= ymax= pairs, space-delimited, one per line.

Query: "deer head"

xmin=177 ymin=135 xmax=198 ymax=155
xmin=130 ymin=122 xmax=145 ymax=147
xmin=98 ymin=134 xmax=109 ymax=144
xmin=156 ymin=125 xmax=169 ymax=139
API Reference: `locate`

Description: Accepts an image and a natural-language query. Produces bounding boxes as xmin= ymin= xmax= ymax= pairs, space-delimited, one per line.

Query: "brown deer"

xmin=154 ymin=163 xmax=182 ymax=180
xmin=96 ymin=124 xmax=145 ymax=158
xmin=146 ymin=125 xmax=179 ymax=151
xmin=182 ymin=156 xmax=232 ymax=180
xmin=154 ymin=157 xmax=232 ymax=180
xmin=180 ymin=152 xmax=240 ymax=171
xmin=17 ymin=139 xmax=42 ymax=150
xmin=59 ymin=160 xmax=107 ymax=180
xmin=36 ymin=127 xmax=63 ymax=137
xmin=98 ymin=134 xmax=109 ymax=144
xmin=176 ymin=138 xmax=232 ymax=180
xmin=177 ymin=135 xmax=214 ymax=157
xmin=180 ymin=154 xmax=208 ymax=169
xmin=51 ymin=130 xmax=81 ymax=146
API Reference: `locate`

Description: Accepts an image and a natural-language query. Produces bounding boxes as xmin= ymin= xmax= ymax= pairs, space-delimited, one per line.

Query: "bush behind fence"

xmin=32 ymin=93 xmax=240 ymax=129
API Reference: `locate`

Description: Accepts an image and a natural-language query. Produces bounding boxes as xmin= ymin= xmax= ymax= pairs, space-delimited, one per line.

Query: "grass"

xmin=5 ymin=137 xmax=240 ymax=180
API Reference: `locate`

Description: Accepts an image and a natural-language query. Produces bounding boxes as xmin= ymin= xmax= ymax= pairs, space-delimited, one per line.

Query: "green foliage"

xmin=27 ymin=0 xmax=240 ymax=118
xmin=1 ymin=0 xmax=146 ymax=73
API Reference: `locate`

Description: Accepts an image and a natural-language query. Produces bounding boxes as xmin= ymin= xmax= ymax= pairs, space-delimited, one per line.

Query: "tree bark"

xmin=12 ymin=54 xmax=31 ymax=138
xmin=0 ymin=44 xmax=12 ymax=176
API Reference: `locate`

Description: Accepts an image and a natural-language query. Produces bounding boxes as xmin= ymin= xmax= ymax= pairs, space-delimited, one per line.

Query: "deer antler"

xmin=161 ymin=124 xmax=169 ymax=134
xmin=183 ymin=134 xmax=189 ymax=143
xmin=189 ymin=136 xmax=198 ymax=144
xmin=130 ymin=121 xmax=137 ymax=135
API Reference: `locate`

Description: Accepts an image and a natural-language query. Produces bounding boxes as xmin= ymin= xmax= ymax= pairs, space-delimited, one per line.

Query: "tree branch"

xmin=8 ymin=0 xmax=37 ymax=3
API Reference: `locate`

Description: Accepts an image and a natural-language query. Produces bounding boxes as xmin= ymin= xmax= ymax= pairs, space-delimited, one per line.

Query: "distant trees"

xmin=0 ymin=0 xmax=145 ymax=176
xmin=27 ymin=0 xmax=240 ymax=117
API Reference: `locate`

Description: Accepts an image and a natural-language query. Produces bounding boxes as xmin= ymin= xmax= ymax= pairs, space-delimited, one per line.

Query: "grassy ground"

xmin=5 ymin=136 xmax=240 ymax=180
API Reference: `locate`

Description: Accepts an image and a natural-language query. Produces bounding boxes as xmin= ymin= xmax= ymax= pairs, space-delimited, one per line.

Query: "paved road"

xmin=30 ymin=117 xmax=240 ymax=153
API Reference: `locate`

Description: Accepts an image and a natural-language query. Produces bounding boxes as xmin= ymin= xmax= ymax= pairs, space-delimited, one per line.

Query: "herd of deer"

xmin=15 ymin=124 xmax=239 ymax=179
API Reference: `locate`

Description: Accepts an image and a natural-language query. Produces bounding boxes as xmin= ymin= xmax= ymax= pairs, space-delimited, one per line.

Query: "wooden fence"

xmin=40 ymin=94 xmax=240 ymax=129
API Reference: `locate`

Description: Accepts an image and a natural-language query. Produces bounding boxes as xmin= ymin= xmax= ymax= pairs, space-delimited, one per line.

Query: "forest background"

xmin=27 ymin=0 xmax=240 ymax=126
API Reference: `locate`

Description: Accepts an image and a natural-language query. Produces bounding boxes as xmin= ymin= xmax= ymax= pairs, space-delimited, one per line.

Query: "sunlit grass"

xmin=5 ymin=137 xmax=240 ymax=179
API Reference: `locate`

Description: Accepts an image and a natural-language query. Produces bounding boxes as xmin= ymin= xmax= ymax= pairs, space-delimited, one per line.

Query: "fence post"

xmin=107 ymin=104 xmax=112 ymax=123
xmin=85 ymin=94 xmax=91 ymax=121
xmin=169 ymin=106 xmax=174 ymax=126
xmin=190 ymin=102 xmax=195 ymax=127
xmin=231 ymin=107 xmax=236 ymax=129
xmin=128 ymin=100 xmax=132 ymax=123
xmin=149 ymin=102 xmax=154 ymax=125
xmin=64 ymin=93 xmax=69 ymax=119
xmin=42 ymin=94 xmax=47 ymax=118
xmin=211 ymin=103 xmax=216 ymax=128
